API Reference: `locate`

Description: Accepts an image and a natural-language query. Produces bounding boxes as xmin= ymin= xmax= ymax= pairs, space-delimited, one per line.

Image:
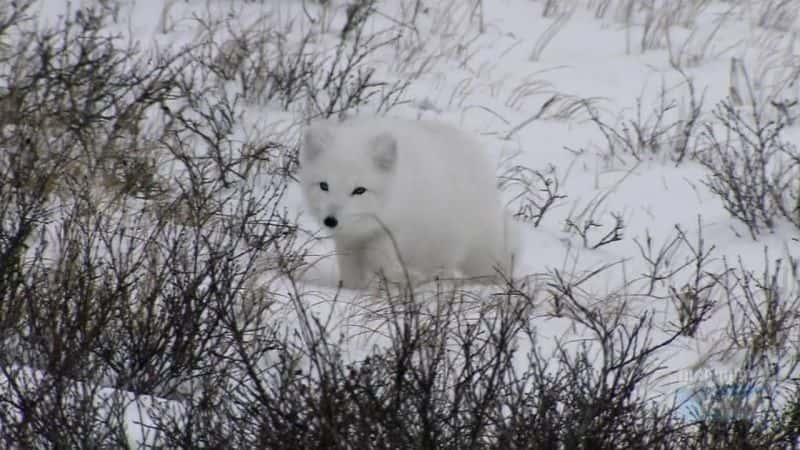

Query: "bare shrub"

xmin=530 ymin=9 xmax=572 ymax=61
xmin=753 ymin=0 xmax=800 ymax=32
xmin=585 ymin=0 xmax=713 ymax=54
xmin=664 ymin=4 xmax=733 ymax=69
xmin=505 ymin=94 xmax=600 ymax=139
xmin=499 ymin=163 xmax=567 ymax=228
xmin=719 ymin=249 xmax=800 ymax=358
xmin=0 ymin=4 xmax=296 ymax=447
xmin=633 ymin=217 xmax=720 ymax=338
xmin=141 ymin=262 xmax=727 ymax=449
xmin=561 ymin=168 xmax=633 ymax=250
xmin=192 ymin=1 xmax=411 ymax=118
xmin=698 ymin=95 xmax=800 ymax=239
xmin=563 ymin=209 xmax=625 ymax=249
xmin=584 ymin=70 xmax=705 ymax=164
xmin=667 ymin=222 xmax=719 ymax=338
xmin=529 ymin=259 xmax=715 ymax=448
xmin=679 ymin=361 xmax=800 ymax=449
xmin=3 ymin=1 xmax=800 ymax=448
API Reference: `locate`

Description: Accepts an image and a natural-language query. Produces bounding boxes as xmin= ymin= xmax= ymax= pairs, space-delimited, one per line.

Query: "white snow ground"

xmin=15 ymin=0 xmax=800 ymax=445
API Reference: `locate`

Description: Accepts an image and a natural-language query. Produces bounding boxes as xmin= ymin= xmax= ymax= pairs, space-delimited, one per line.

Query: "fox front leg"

xmin=335 ymin=243 xmax=369 ymax=289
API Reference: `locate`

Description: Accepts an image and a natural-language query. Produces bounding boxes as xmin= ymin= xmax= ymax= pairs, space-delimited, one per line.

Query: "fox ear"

xmin=370 ymin=132 xmax=397 ymax=171
xmin=302 ymin=124 xmax=333 ymax=163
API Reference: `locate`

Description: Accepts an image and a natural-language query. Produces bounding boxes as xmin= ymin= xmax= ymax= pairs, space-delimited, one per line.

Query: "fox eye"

xmin=319 ymin=182 xmax=329 ymax=192
xmin=351 ymin=186 xmax=367 ymax=196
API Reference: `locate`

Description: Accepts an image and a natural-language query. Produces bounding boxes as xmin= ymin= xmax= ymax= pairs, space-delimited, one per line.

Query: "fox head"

xmin=299 ymin=122 xmax=398 ymax=242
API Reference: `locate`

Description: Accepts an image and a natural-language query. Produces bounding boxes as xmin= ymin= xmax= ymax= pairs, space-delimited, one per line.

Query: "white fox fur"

xmin=299 ymin=116 xmax=517 ymax=289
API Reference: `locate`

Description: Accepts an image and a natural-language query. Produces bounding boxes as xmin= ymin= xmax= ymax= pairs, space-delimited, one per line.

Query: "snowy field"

xmin=2 ymin=0 xmax=800 ymax=447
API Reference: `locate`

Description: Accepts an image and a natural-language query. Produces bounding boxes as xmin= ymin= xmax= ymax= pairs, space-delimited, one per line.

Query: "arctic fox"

xmin=299 ymin=116 xmax=517 ymax=289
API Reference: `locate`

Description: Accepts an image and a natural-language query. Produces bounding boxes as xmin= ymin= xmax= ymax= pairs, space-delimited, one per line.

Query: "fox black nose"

xmin=323 ymin=216 xmax=338 ymax=228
